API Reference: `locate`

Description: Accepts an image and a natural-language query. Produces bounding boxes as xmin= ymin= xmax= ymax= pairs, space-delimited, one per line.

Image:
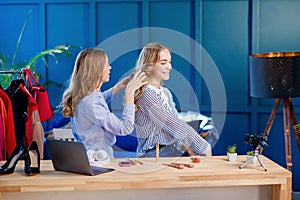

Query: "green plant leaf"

xmin=12 ymin=9 xmax=32 ymax=66
xmin=227 ymin=144 xmax=237 ymax=153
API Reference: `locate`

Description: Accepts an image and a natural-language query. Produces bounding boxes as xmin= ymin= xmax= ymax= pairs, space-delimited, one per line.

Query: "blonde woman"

xmin=134 ymin=43 xmax=211 ymax=157
xmin=61 ymin=48 xmax=147 ymax=159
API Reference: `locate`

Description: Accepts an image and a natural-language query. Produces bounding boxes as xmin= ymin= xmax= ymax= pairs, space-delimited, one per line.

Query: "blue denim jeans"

xmin=139 ymin=143 xmax=189 ymax=158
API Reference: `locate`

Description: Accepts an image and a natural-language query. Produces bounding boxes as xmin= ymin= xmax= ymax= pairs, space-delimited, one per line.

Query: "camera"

xmin=244 ymin=133 xmax=270 ymax=149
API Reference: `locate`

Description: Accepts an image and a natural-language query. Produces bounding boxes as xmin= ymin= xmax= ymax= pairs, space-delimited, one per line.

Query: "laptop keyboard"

xmin=90 ymin=166 xmax=114 ymax=175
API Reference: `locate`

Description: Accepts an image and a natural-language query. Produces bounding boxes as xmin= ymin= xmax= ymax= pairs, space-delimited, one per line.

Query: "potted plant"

xmin=246 ymin=150 xmax=257 ymax=164
xmin=227 ymin=144 xmax=237 ymax=162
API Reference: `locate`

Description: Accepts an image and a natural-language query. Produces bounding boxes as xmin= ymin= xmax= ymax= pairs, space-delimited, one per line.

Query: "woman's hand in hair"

xmin=113 ymin=75 xmax=132 ymax=95
xmin=124 ymin=70 xmax=148 ymax=104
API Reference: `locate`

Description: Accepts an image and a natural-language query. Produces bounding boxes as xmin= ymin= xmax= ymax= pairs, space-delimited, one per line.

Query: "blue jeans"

xmin=139 ymin=143 xmax=189 ymax=158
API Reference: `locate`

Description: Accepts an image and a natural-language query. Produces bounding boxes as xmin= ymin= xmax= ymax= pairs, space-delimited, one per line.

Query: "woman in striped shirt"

xmin=134 ymin=43 xmax=212 ymax=157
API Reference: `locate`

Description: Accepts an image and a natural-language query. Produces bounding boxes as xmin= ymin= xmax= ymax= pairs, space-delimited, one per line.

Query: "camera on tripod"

xmin=244 ymin=133 xmax=270 ymax=149
xmin=240 ymin=133 xmax=270 ymax=171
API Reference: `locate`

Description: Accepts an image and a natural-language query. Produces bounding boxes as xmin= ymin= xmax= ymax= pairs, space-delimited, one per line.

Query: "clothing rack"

xmin=0 ymin=67 xmax=47 ymax=159
xmin=0 ymin=69 xmax=24 ymax=74
xmin=0 ymin=69 xmax=26 ymax=89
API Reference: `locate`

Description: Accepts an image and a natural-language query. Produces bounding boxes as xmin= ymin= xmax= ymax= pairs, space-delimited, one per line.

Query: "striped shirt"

xmin=135 ymin=85 xmax=211 ymax=157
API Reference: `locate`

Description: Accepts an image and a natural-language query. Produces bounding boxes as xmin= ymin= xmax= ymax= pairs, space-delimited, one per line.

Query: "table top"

xmin=0 ymin=155 xmax=291 ymax=193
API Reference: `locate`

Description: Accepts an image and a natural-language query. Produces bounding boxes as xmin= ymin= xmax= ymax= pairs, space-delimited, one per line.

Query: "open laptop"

xmin=46 ymin=139 xmax=115 ymax=176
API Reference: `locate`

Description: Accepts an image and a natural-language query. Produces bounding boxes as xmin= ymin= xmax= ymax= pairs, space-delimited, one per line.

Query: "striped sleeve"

xmin=137 ymin=88 xmax=210 ymax=154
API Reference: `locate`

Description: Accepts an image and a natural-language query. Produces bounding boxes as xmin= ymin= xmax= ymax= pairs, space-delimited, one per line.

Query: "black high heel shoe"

xmin=0 ymin=142 xmax=27 ymax=175
xmin=24 ymin=141 xmax=40 ymax=176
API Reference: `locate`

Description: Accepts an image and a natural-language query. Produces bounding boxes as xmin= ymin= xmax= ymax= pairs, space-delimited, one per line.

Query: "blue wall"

xmin=1 ymin=0 xmax=300 ymax=191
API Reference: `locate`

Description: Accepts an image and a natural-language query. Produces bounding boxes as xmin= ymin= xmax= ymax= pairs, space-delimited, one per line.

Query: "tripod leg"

xmin=260 ymin=98 xmax=281 ymax=154
xmin=239 ymin=156 xmax=254 ymax=169
xmin=256 ymin=155 xmax=267 ymax=171
xmin=283 ymin=98 xmax=292 ymax=171
xmin=287 ymin=98 xmax=300 ymax=153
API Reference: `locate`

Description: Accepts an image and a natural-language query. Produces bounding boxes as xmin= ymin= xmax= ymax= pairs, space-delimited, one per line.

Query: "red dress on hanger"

xmin=0 ymin=89 xmax=17 ymax=159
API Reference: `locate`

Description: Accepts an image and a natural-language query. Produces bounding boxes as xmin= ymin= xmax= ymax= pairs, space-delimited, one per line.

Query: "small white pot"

xmin=246 ymin=155 xmax=257 ymax=164
xmin=227 ymin=152 xmax=237 ymax=162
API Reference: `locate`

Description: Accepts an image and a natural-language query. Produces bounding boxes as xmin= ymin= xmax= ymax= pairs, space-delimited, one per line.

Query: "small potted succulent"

xmin=227 ymin=144 xmax=237 ymax=162
xmin=246 ymin=150 xmax=257 ymax=164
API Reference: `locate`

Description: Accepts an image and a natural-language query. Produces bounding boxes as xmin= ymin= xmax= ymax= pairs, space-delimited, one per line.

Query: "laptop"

xmin=46 ymin=139 xmax=115 ymax=176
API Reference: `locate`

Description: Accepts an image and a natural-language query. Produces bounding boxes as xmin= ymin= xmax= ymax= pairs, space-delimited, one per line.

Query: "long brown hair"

xmin=61 ymin=48 xmax=107 ymax=117
xmin=134 ymin=43 xmax=170 ymax=111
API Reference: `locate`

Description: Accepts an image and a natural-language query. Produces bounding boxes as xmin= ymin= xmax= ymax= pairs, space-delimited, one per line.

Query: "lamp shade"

xmin=249 ymin=52 xmax=300 ymax=98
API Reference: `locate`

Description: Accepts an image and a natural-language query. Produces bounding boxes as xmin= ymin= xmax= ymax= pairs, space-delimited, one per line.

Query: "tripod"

xmin=260 ymin=98 xmax=300 ymax=171
xmin=239 ymin=148 xmax=267 ymax=171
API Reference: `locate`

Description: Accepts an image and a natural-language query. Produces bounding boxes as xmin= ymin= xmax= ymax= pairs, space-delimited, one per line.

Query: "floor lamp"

xmin=249 ymin=52 xmax=300 ymax=171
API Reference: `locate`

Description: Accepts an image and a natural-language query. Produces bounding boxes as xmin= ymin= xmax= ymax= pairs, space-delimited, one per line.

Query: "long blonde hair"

xmin=134 ymin=43 xmax=170 ymax=110
xmin=61 ymin=48 xmax=107 ymax=117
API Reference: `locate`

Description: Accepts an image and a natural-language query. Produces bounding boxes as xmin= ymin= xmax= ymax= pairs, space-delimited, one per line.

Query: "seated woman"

xmin=134 ymin=42 xmax=212 ymax=158
xmin=61 ymin=48 xmax=147 ymax=160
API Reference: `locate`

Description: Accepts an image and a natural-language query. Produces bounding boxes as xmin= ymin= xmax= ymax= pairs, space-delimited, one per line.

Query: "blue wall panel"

xmin=256 ymin=0 xmax=300 ymax=53
xmin=0 ymin=5 xmax=41 ymax=65
xmin=213 ymin=113 xmax=251 ymax=155
xmin=96 ymin=2 xmax=142 ymax=43
xmin=46 ymin=3 xmax=91 ymax=47
xmin=202 ymin=0 xmax=249 ymax=106
xmin=149 ymin=1 xmax=194 ymax=36
xmin=46 ymin=3 xmax=90 ymax=109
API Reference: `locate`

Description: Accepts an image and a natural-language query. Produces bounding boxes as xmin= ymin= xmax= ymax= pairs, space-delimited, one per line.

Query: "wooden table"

xmin=0 ymin=155 xmax=291 ymax=200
